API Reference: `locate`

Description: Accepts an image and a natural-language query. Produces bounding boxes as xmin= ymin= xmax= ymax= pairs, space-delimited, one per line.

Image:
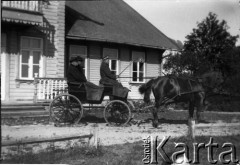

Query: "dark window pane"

xmin=21 ymin=65 xmax=28 ymax=77
xmin=22 ymin=51 xmax=30 ymax=63
xmin=33 ymin=65 xmax=40 ymax=77
xmin=78 ymin=46 xmax=87 ymax=55
xmin=33 ymin=51 xmax=40 ymax=64
xmin=139 ymin=72 xmax=144 ymax=82
xmin=32 ymin=38 xmax=41 ymax=48
xmin=103 ymin=48 xmax=118 ymax=59
xmin=133 ymin=62 xmax=137 ymax=71
xmin=139 ymin=62 xmax=144 ymax=71
xmin=21 ymin=38 xmax=30 ymax=48
xmin=111 ymin=60 xmax=116 ymax=70
xmin=132 ymin=72 xmax=137 ymax=81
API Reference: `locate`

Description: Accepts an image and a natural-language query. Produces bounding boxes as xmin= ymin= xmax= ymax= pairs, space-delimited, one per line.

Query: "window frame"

xmin=131 ymin=51 xmax=146 ymax=83
xmin=109 ymin=59 xmax=118 ymax=75
xmin=103 ymin=48 xmax=119 ymax=75
xmin=19 ymin=36 xmax=43 ymax=80
xmin=69 ymin=45 xmax=88 ymax=79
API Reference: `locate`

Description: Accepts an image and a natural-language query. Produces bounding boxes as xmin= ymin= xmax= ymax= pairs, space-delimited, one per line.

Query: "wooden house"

xmin=65 ymin=0 xmax=179 ymax=100
xmin=1 ymin=1 xmax=65 ymax=104
xmin=1 ymin=0 xmax=179 ymax=105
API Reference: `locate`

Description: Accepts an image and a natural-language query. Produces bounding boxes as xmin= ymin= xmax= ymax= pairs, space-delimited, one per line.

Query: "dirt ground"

xmin=2 ymin=122 xmax=240 ymax=146
xmin=2 ymin=110 xmax=240 ymax=157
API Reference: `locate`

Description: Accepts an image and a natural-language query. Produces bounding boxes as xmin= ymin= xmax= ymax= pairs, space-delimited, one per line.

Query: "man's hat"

xmin=102 ymin=56 xmax=109 ymax=60
xmin=70 ymin=56 xmax=84 ymax=62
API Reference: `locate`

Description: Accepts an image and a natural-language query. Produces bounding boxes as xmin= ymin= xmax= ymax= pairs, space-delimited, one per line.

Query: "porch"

xmin=1 ymin=1 xmax=45 ymax=25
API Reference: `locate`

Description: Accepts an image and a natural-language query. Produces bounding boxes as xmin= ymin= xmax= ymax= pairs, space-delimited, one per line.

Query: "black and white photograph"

xmin=1 ymin=0 xmax=240 ymax=164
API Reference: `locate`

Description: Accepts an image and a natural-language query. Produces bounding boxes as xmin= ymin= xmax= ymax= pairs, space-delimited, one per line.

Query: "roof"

xmin=169 ymin=38 xmax=184 ymax=50
xmin=66 ymin=0 xmax=180 ymax=50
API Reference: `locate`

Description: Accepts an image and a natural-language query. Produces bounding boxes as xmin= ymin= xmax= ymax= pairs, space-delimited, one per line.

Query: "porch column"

xmin=1 ymin=33 xmax=10 ymax=102
xmin=1 ymin=52 xmax=10 ymax=102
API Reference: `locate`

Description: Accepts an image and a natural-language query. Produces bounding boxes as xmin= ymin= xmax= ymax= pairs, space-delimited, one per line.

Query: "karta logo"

xmin=142 ymin=136 xmax=239 ymax=164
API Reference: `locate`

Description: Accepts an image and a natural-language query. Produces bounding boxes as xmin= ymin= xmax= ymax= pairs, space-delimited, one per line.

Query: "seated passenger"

xmin=67 ymin=56 xmax=101 ymax=98
xmin=99 ymin=56 xmax=122 ymax=87
xmin=67 ymin=56 xmax=87 ymax=88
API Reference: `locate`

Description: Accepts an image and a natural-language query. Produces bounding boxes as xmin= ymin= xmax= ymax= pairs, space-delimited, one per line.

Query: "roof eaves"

xmin=66 ymin=35 xmax=176 ymax=50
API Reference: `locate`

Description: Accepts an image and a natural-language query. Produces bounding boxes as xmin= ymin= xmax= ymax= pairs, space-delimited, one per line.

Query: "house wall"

xmin=43 ymin=1 xmax=65 ymax=78
xmin=127 ymin=49 xmax=163 ymax=99
xmin=66 ymin=40 xmax=164 ymax=100
xmin=89 ymin=44 xmax=102 ymax=85
xmin=1 ymin=1 xmax=65 ymax=103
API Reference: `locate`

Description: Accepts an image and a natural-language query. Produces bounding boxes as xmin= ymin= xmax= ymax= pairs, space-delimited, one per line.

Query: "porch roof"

xmin=2 ymin=9 xmax=43 ymax=26
xmin=66 ymin=0 xmax=180 ymax=51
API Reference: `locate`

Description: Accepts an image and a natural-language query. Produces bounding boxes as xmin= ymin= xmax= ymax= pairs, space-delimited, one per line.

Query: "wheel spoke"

xmin=49 ymin=94 xmax=83 ymax=125
xmin=104 ymin=100 xmax=131 ymax=126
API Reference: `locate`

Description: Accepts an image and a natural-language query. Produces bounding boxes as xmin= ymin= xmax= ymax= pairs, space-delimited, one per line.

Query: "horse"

xmin=139 ymin=71 xmax=223 ymax=128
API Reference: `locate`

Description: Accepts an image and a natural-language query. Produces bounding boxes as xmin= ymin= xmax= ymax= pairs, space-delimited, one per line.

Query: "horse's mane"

xmin=163 ymin=74 xmax=198 ymax=82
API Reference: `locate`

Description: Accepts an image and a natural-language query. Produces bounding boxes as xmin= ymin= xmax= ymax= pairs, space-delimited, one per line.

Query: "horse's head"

xmin=200 ymin=71 xmax=224 ymax=93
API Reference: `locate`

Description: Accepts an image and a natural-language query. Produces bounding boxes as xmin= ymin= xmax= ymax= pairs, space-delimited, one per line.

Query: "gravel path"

xmin=2 ymin=122 xmax=240 ymax=147
xmin=2 ymin=110 xmax=240 ymax=157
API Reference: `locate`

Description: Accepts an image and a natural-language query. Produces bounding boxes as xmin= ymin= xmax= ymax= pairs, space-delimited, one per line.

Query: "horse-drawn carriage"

xmin=49 ymin=81 xmax=133 ymax=126
xmin=49 ymin=71 xmax=223 ymax=128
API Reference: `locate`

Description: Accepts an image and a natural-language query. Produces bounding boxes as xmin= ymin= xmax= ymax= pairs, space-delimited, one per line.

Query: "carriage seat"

xmin=68 ymin=81 xmax=104 ymax=102
xmin=99 ymin=80 xmax=130 ymax=99
xmin=99 ymin=81 xmax=114 ymax=92
xmin=67 ymin=81 xmax=86 ymax=92
xmin=99 ymin=80 xmax=113 ymax=87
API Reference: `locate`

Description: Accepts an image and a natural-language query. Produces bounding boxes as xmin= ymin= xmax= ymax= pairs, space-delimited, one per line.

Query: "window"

xmin=20 ymin=37 xmax=43 ymax=79
xmin=132 ymin=51 xmax=145 ymax=83
xmin=103 ymin=48 xmax=118 ymax=75
xmin=69 ymin=45 xmax=88 ymax=78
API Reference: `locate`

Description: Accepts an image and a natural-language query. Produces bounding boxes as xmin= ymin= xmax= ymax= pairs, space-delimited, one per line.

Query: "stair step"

xmin=1 ymin=104 xmax=49 ymax=118
xmin=1 ymin=106 xmax=45 ymax=111
xmin=1 ymin=103 xmax=47 ymax=111
xmin=1 ymin=111 xmax=49 ymax=118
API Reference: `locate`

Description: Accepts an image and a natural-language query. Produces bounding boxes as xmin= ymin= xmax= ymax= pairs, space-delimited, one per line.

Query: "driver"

xmin=99 ymin=55 xmax=122 ymax=87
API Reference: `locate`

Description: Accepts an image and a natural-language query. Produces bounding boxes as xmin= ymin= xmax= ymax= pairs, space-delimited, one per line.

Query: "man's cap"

xmin=102 ymin=56 xmax=109 ymax=60
xmin=70 ymin=56 xmax=84 ymax=62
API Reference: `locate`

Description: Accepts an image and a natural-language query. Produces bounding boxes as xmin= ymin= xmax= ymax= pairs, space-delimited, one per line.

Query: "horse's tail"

xmin=139 ymin=79 xmax=155 ymax=103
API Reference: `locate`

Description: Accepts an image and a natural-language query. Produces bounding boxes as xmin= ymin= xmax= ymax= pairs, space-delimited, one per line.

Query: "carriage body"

xmin=49 ymin=82 xmax=132 ymax=126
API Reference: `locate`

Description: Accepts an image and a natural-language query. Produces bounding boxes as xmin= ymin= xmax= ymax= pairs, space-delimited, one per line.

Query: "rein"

xmin=118 ymin=61 xmax=133 ymax=77
xmin=159 ymin=75 xmax=206 ymax=106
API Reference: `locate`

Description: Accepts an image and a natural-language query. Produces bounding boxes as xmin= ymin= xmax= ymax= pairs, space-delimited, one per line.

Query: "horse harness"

xmin=162 ymin=76 xmax=202 ymax=105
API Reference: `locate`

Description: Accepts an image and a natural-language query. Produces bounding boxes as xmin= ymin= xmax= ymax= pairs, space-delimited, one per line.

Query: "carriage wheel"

xmin=127 ymin=100 xmax=135 ymax=112
xmin=104 ymin=100 xmax=131 ymax=126
xmin=49 ymin=94 xmax=83 ymax=125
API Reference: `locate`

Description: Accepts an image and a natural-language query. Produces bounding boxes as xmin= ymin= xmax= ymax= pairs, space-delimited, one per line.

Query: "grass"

xmin=1 ymin=135 xmax=240 ymax=164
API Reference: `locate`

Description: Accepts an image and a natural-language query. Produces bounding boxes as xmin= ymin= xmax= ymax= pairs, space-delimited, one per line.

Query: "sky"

xmin=124 ymin=0 xmax=240 ymax=46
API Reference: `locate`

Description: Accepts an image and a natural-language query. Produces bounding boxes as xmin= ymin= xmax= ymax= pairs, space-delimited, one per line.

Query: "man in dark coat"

xmin=67 ymin=56 xmax=87 ymax=84
xmin=67 ymin=56 xmax=103 ymax=101
xmin=100 ymin=56 xmax=130 ymax=99
xmin=100 ymin=56 xmax=122 ymax=86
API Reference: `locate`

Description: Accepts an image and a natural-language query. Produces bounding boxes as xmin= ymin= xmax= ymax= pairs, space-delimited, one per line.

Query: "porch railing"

xmin=34 ymin=78 xmax=68 ymax=103
xmin=2 ymin=1 xmax=43 ymax=13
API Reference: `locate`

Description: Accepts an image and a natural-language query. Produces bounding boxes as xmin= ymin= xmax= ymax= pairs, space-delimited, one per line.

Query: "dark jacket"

xmin=100 ymin=62 xmax=119 ymax=86
xmin=67 ymin=64 xmax=87 ymax=83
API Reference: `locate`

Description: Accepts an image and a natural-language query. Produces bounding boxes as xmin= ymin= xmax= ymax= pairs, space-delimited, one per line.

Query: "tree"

xmin=164 ymin=12 xmax=239 ymax=76
xmin=221 ymin=46 xmax=240 ymax=94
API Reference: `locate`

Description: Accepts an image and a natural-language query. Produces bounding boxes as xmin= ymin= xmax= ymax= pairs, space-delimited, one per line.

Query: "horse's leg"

xmin=195 ymin=92 xmax=205 ymax=123
xmin=151 ymin=99 xmax=160 ymax=128
xmin=188 ymin=100 xmax=196 ymax=139
xmin=188 ymin=100 xmax=194 ymax=123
